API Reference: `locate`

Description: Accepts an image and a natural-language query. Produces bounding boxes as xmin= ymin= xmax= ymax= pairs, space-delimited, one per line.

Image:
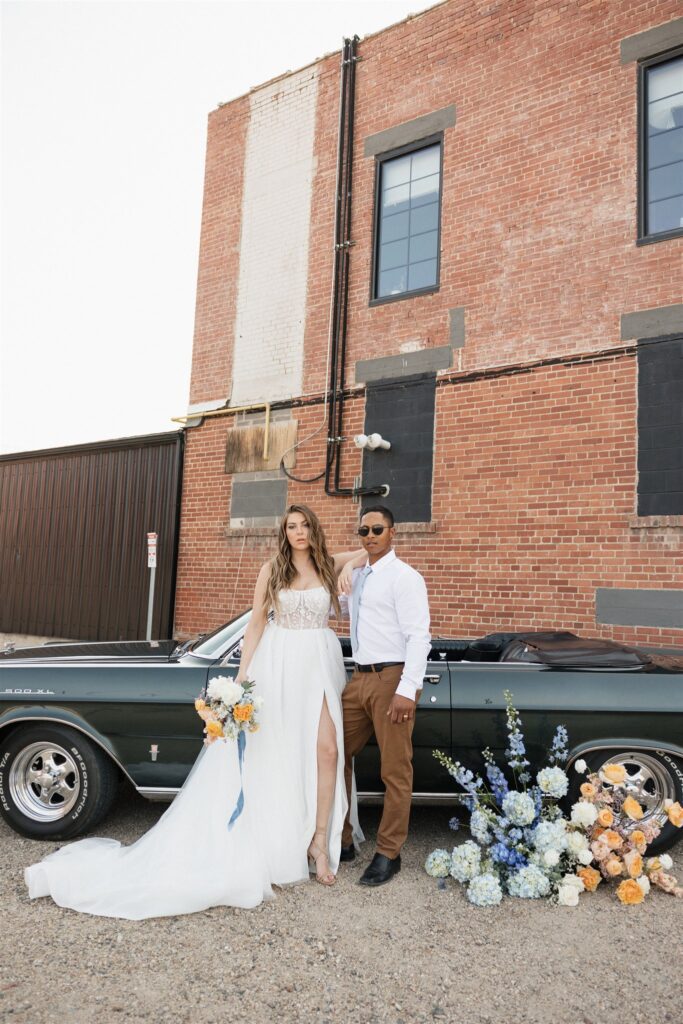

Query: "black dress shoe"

xmin=339 ymin=843 xmax=356 ymax=863
xmin=358 ymin=852 xmax=401 ymax=887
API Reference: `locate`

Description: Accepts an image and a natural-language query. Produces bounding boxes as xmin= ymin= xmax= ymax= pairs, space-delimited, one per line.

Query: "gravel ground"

xmin=2 ymin=791 xmax=681 ymax=1024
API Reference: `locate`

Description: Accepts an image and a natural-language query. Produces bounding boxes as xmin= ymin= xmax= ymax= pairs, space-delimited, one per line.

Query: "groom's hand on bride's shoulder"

xmin=387 ymin=694 xmax=415 ymax=724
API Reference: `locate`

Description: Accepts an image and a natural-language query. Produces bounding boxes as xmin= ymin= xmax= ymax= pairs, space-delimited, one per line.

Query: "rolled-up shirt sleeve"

xmin=393 ymin=569 xmax=431 ymax=701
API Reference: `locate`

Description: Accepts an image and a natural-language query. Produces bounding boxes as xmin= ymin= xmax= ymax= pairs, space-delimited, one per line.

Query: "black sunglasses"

xmin=357 ymin=525 xmax=389 ymax=536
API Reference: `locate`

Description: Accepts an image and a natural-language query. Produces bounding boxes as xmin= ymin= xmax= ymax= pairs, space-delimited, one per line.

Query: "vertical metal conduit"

xmin=325 ymin=36 xmax=386 ymax=500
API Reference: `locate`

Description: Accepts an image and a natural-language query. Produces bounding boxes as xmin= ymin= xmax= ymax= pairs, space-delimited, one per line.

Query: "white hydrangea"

xmin=469 ymin=809 xmax=491 ymax=845
xmin=450 ymin=841 xmax=481 ymax=883
xmin=207 ymin=677 xmax=244 ymax=707
xmin=536 ymin=767 xmax=569 ymax=799
xmin=466 ymin=873 xmax=503 ymax=907
xmin=532 ymin=819 xmax=567 ymax=854
xmin=570 ymin=800 xmax=598 ymax=829
xmin=425 ymin=849 xmax=452 ymax=878
xmin=502 ymin=791 xmax=536 ymax=826
xmin=543 ymin=849 xmax=560 ymax=867
xmin=507 ymin=864 xmax=551 ymax=899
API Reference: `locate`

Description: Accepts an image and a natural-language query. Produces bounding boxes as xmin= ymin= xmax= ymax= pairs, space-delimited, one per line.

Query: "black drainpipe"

xmin=325 ymin=35 xmax=387 ymax=501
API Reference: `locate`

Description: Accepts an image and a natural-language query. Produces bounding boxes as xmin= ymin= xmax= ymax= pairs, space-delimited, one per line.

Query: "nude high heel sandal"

xmin=307 ymin=831 xmax=336 ymax=886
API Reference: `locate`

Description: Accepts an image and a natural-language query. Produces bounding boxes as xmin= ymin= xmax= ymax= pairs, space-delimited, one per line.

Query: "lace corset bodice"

xmin=274 ymin=587 xmax=332 ymax=630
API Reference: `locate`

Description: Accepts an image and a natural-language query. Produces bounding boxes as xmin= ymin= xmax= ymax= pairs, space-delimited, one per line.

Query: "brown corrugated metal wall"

xmin=0 ymin=432 xmax=184 ymax=640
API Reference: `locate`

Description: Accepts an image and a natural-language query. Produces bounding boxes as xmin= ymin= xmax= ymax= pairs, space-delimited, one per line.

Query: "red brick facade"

xmin=176 ymin=0 xmax=683 ymax=645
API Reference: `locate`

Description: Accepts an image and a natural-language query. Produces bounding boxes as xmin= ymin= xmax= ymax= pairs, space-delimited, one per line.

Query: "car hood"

xmin=0 ymin=639 xmax=178 ymax=662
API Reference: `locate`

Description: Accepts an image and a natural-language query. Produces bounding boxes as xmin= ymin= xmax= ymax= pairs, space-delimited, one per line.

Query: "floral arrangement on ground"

xmin=425 ymin=691 xmax=683 ymax=907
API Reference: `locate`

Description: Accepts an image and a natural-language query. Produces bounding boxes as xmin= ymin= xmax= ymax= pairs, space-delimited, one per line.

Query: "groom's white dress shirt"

xmin=350 ymin=548 xmax=431 ymax=702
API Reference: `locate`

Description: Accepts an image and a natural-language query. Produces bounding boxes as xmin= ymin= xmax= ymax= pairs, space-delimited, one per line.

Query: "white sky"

xmin=1 ymin=0 xmax=435 ymax=455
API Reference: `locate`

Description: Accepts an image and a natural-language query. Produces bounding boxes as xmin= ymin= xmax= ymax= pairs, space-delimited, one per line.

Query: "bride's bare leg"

xmin=308 ymin=697 xmax=337 ymax=885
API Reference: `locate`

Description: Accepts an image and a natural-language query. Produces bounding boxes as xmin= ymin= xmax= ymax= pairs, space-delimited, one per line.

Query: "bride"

xmin=24 ymin=504 xmax=365 ymax=919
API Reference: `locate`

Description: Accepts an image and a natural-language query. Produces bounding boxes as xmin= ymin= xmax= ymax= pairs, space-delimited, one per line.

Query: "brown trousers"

xmin=341 ymin=665 xmax=417 ymax=859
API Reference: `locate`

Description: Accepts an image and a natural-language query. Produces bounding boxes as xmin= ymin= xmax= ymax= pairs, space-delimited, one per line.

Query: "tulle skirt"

xmin=25 ymin=623 xmax=360 ymax=919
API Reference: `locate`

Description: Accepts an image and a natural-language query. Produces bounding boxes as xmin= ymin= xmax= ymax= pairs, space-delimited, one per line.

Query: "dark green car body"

xmin=1 ymin=615 xmax=682 ymax=848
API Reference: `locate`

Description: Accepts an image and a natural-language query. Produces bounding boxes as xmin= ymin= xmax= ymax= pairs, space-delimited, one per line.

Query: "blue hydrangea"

xmin=536 ymin=766 xmax=569 ymax=799
xmin=449 ymin=841 xmax=481 ymax=883
xmin=502 ymin=790 xmax=536 ymax=826
xmin=490 ymin=842 xmax=527 ymax=869
xmin=466 ymin=873 xmax=503 ymax=907
xmin=531 ymin=818 xmax=567 ymax=854
xmin=507 ymin=864 xmax=552 ymax=899
xmin=425 ymin=849 xmax=452 ymax=878
xmin=469 ymin=809 xmax=491 ymax=845
xmin=448 ymin=816 xmax=460 ymax=832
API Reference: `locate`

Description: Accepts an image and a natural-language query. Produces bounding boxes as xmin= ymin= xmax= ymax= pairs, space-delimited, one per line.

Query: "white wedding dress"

xmin=25 ymin=588 xmax=360 ymax=919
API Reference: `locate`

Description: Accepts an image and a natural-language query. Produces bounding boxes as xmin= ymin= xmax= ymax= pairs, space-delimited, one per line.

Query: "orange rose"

xmin=617 ymin=878 xmax=645 ymax=905
xmin=605 ymin=855 xmax=624 ymax=877
xmin=206 ymin=719 xmax=224 ymax=740
xmin=601 ymin=764 xmax=627 ymax=785
xmin=602 ymin=829 xmax=623 ymax=851
xmin=623 ymin=849 xmax=643 ymax=878
xmin=622 ymin=796 xmax=644 ymax=821
xmin=630 ymin=830 xmax=647 ymax=853
xmin=195 ymin=698 xmax=206 ymax=711
xmin=577 ymin=866 xmax=602 ymax=892
xmin=597 ymin=808 xmax=614 ymax=827
xmin=233 ymin=703 xmax=254 ymax=722
xmin=666 ymin=801 xmax=683 ymax=828
xmin=580 ymin=783 xmax=597 ymax=799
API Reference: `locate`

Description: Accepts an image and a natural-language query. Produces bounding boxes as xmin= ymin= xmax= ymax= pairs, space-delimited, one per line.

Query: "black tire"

xmin=0 ymin=723 xmax=119 ymax=840
xmin=567 ymin=748 xmax=683 ymax=854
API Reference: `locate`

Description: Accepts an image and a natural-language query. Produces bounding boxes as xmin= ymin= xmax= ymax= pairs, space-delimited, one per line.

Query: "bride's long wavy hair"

xmin=265 ymin=504 xmax=340 ymax=617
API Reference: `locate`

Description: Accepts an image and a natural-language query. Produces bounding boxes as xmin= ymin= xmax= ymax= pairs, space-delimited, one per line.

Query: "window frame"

xmin=637 ymin=45 xmax=683 ymax=246
xmin=369 ymin=133 xmax=444 ymax=305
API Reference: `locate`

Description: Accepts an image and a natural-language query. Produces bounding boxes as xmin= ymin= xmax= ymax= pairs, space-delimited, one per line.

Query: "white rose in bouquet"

xmin=574 ymin=759 xmax=588 ymax=774
xmin=557 ymin=883 xmax=580 ymax=906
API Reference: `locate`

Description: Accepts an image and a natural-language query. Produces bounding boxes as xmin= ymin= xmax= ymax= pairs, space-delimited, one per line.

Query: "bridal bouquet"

xmin=425 ymin=690 xmax=683 ymax=907
xmin=195 ymin=676 xmax=262 ymax=744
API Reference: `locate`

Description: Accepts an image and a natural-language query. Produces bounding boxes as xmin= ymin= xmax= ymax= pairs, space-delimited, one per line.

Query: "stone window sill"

xmin=396 ymin=521 xmax=437 ymax=534
xmin=628 ymin=515 xmax=683 ymax=530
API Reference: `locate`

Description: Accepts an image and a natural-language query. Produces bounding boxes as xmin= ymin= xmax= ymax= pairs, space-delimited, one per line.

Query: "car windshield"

xmin=190 ymin=611 xmax=251 ymax=659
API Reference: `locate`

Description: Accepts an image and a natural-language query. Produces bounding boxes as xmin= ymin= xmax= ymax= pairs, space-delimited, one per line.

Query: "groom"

xmin=341 ymin=505 xmax=431 ymax=886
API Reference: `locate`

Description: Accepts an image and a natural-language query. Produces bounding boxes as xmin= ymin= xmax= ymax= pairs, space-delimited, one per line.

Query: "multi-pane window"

xmin=640 ymin=50 xmax=683 ymax=241
xmin=373 ymin=140 xmax=441 ymax=301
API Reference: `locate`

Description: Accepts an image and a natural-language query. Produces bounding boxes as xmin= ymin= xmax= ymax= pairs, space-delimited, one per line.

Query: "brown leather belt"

xmin=354 ymin=661 xmax=404 ymax=673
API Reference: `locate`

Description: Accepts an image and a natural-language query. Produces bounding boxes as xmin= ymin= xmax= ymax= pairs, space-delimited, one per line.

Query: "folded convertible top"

xmin=494 ymin=631 xmax=652 ymax=670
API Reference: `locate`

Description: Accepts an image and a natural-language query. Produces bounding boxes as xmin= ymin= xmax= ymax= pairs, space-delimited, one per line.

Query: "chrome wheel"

xmin=599 ymin=751 xmax=676 ymax=826
xmin=9 ymin=742 xmax=80 ymax=822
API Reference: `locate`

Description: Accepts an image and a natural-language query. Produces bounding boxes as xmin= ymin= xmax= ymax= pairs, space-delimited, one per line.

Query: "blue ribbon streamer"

xmin=227 ymin=729 xmax=246 ymax=831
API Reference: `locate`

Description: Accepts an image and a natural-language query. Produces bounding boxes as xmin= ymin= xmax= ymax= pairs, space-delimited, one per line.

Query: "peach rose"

xmin=623 ymin=849 xmax=643 ymax=878
xmin=591 ymin=840 xmax=610 ymax=862
xmin=580 ymin=782 xmax=597 ymax=799
xmin=616 ymin=878 xmax=645 ymax=905
xmin=622 ymin=796 xmax=644 ymax=821
xmin=649 ymin=870 xmax=683 ymax=897
xmin=195 ymin=698 xmax=206 ymax=711
xmin=602 ymin=829 xmax=623 ymax=851
xmin=206 ymin=719 xmax=224 ymax=740
xmin=605 ymin=855 xmax=624 ymax=877
xmin=233 ymin=703 xmax=254 ymax=722
xmin=601 ymin=764 xmax=627 ymax=785
xmin=666 ymin=801 xmax=683 ymax=828
xmin=630 ymin=830 xmax=647 ymax=853
xmin=597 ymin=808 xmax=614 ymax=828
xmin=645 ymin=857 xmax=661 ymax=873
xmin=577 ymin=866 xmax=602 ymax=892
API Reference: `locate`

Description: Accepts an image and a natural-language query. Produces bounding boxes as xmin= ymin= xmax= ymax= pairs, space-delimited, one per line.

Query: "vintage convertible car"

xmin=1 ymin=616 xmax=682 ymax=851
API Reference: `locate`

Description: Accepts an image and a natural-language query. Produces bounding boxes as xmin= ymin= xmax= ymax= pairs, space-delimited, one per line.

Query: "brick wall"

xmin=176 ymin=0 xmax=683 ymax=646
